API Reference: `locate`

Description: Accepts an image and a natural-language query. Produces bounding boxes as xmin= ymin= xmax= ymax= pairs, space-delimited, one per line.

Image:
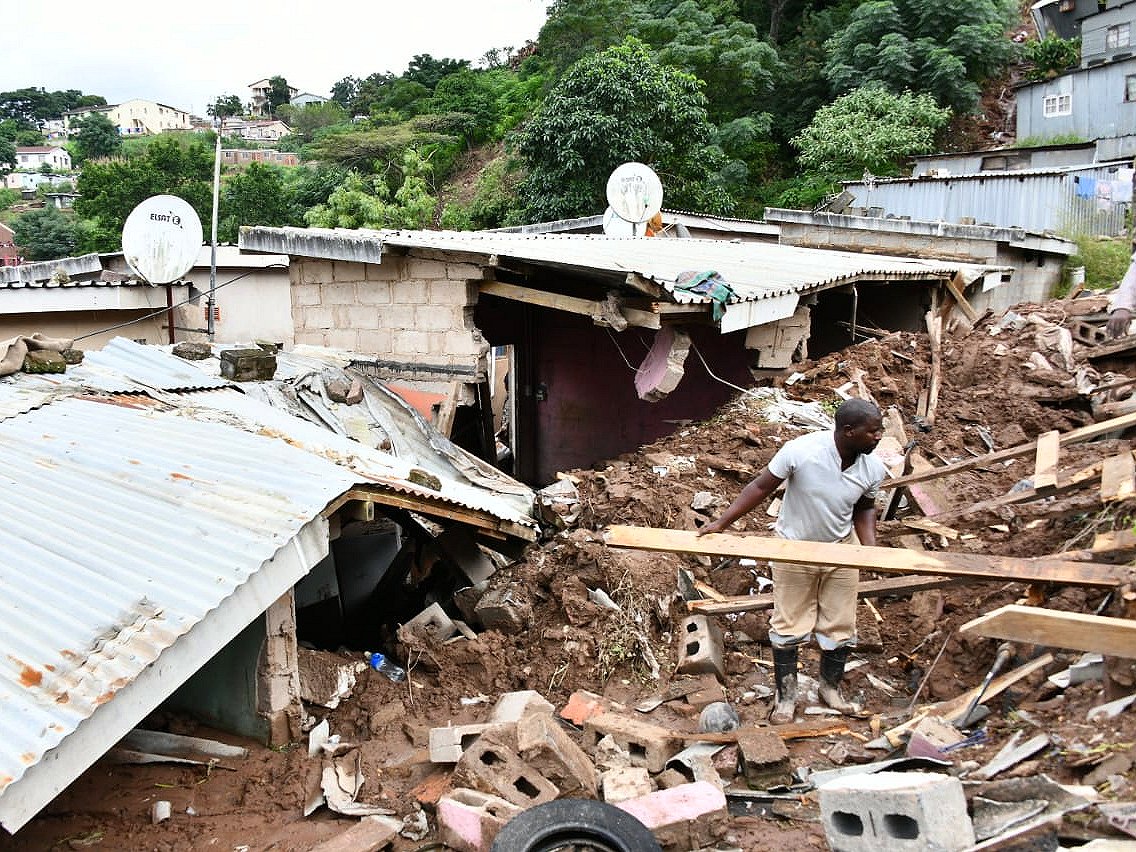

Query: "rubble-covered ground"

xmin=4 ymin=293 xmax=1136 ymax=852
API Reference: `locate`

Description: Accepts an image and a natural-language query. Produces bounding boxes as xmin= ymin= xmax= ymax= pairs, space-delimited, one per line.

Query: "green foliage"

xmin=404 ymin=55 xmax=471 ymax=90
xmin=0 ymin=187 xmax=19 ymax=209
xmin=75 ymin=137 xmax=214 ymax=252
xmin=331 ymin=76 xmax=359 ymax=110
xmin=72 ymin=112 xmax=122 ymax=162
xmin=218 ymin=162 xmax=292 ymax=243
xmin=1022 ymin=35 xmax=1080 ymax=81
xmin=276 ymin=101 xmax=349 ymax=144
xmin=0 ymin=87 xmax=106 ymax=128
xmin=0 ymin=137 xmax=14 ymax=172
xmin=208 ymin=95 xmax=244 ymax=119
xmin=514 ymin=37 xmax=733 ymax=221
xmin=536 ymin=0 xmax=637 ymax=75
xmin=12 ymin=206 xmax=81 ymax=261
xmin=824 ymin=0 xmax=1018 ymax=112
xmin=282 ymin=163 xmax=352 ymax=222
xmin=305 ymin=121 xmax=458 ymax=174
xmin=266 ymin=76 xmax=292 ymax=117
xmin=1067 ymin=236 xmax=1133 ymax=291
xmin=1012 ymin=133 xmax=1088 ymax=148
xmin=442 ymin=156 xmax=525 ymax=229
xmin=792 ymin=85 xmax=950 ymax=178
xmin=304 ymin=149 xmax=437 ymax=230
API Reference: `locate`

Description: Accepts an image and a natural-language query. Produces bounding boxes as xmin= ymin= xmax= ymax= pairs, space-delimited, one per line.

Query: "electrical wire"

xmin=688 ymin=341 xmax=761 ymax=399
xmin=72 ymin=263 xmax=290 ymax=342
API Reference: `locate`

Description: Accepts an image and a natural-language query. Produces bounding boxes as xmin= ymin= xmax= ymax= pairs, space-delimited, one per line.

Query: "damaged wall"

xmin=476 ymin=302 xmax=754 ymax=484
xmin=0 ymin=308 xmax=170 ymax=349
xmin=289 ymin=256 xmax=489 ymax=381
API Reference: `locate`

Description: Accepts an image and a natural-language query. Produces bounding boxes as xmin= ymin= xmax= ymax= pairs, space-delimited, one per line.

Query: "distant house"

xmin=5 ymin=172 xmax=74 ymax=192
xmin=248 ymin=78 xmax=299 ymax=117
xmin=290 ymin=92 xmax=329 ymax=108
xmin=1031 ymin=0 xmax=1126 ymax=39
xmin=61 ymin=99 xmax=192 ymax=136
xmin=0 ymin=223 xmax=20 ymax=267
xmin=221 ymin=148 xmax=299 ymax=166
xmin=15 ymin=146 xmax=71 ymax=171
xmin=222 ymin=119 xmax=291 ymax=141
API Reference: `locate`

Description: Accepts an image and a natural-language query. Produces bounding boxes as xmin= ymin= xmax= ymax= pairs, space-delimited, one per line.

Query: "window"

xmin=1043 ymin=93 xmax=1072 ymax=117
xmin=1128 ymin=75 xmax=1136 ymax=102
xmin=1107 ymin=23 xmax=1132 ymax=49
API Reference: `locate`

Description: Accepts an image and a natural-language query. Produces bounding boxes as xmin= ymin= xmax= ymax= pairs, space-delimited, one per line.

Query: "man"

xmin=697 ymin=398 xmax=886 ymax=724
xmin=1106 ymin=250 xmax=1136 ymax=338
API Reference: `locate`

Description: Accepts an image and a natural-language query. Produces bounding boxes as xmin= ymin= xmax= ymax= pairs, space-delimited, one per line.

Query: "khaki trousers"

xmin=768 ymin=533 xmax=859 ymax=651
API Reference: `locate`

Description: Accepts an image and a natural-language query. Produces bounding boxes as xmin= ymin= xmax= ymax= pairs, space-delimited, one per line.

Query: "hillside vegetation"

xmin=4 ymin=0 xmax=1065 ymax=261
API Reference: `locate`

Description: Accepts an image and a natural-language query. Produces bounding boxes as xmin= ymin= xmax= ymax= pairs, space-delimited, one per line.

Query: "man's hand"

xmin=696 ymin=518 xmax=729 ymax=537
xmin=1109 ymin=308 xmax=1132 ymax=339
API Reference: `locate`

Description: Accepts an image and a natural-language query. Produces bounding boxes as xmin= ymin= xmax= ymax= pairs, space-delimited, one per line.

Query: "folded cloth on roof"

xmin=0 ymin=334 xmax=74 ymax=377
xmin=674 ymin=270 xmax=734 ymax=322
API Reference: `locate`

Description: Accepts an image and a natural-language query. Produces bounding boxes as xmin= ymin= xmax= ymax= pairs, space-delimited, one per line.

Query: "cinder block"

xmin=357 ymin=280 xmax=393 ymax=304
xmin=474 ymin=587 xmax=532 ymax=634
xmin=392 ymin=329 xmax=430 ymax=356
xmin=220 ymin=348 xmax=276 ymax=382
xmin=736 ymin=730 xmax=791 ymax=789
xmin=446 ymin=263 xmax=485 ymax=282
xmin=404 ymin=602 xmax=457 ymax=642
xmin=303 ymin=306 xmax=333 ymax=328
xmin=516 ymin=712 xmax=598 ymax=797
xmin=676 ymin=615 xmax=725 ymax=681
xmin=430 ymin=723 xmax=495 ymax=763
xmin=345 ymin=305 xmax=380 ymax=329
xmin=386 ymin=304 xmax=416 ymax=328
xmin=583 ymin=712 xmax=682 ymax=774
xmin=452 ymin=729 xmax=559 ymax=808
xmin=366 ymin=259 xmax=402 ymax=281
xmin=355 ymin=329 xmax=392 ymax=355
xmin=491 ymin=691 xmax=554 ymax=724
xmin=321 ymin=282 xmax=357 ymax=305
xmin=326 ymin=329 xmax=358 ymax=350
xmin=818 ymin=771 xmax=975 ymax=852
xmin=299 ymin=259 xmax=333 ymax=285
xmin=437 ymin=788 xmax=522 ymax=852
xmin=614 ymin=780 xmax=729 ymax=851
xmin=292 ymin=284 xmax=322 ymax=306
xmin=416 ymin=303 xmax=461 ymax=332
xmin=602 ymin=766 xmax=653 ymax=803
xmin=408 ymin=258 xmax=448 ymax=279
xmin=392 ymin=279 xmax=427 ymax=304
xmin=332 ymin=261 xmax=365 ymax=283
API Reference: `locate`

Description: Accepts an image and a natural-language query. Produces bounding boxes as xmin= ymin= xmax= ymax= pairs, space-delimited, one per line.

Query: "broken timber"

xmin=603 ymin=526 xmax=1127 ymax=587
xmin=322 ymin=487 xmax=537 ymax=541
xmin=884 ymin=411 xmax=1136 ymax=490
xmin=688 ymin=574 xmax=955 ymax=615
xmin=960 ymin=605 xmax=1136 ymax=659
xmin=479 ymin=280 xmax=663 ymax=330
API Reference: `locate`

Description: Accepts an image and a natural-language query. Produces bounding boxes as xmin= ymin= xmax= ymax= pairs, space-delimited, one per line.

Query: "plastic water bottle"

xmin=366 ymin=651 xmax=407 ymax=682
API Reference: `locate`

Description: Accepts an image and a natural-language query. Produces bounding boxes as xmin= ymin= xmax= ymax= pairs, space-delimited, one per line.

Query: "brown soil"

xmin=4 ymin=295 xmax=1136 ymax=851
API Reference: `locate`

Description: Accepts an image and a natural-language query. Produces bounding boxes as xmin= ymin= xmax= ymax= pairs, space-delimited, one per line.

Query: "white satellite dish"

xmin=602 ymin=206 xmax=647 ymax=237
xmin=121 ymin=194 xmax=204 ymax=284
xmin=605 ymin=162 xmax=663 ymax=225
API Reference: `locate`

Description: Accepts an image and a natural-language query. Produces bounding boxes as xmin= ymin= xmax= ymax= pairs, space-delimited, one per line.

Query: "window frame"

xmin=1043 ymin=92 xmax=1073 ymax=117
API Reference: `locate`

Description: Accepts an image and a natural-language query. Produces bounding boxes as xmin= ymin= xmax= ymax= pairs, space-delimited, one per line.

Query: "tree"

xmin=514 ymin=37 xmax=732 ymax=221
xmin=266 ymin=76 xmax=292 ymax=116
xmin=277 ymin=101 xmax=348 ymax=144
xmin=75 ymin=137 xmax=213 ymax=251
xmin=218 ymin=162 xmax=291 ymax=243
xmin=823 ymin=0 xmax=1018 ymax=112
xmin=0 ymin=138 xmax=15 ymax=173
xmin=208 ymin=94 xmax=244 ymax=120
xmin=536 ymin=0 xmax=637 ymax=75
xmin=72 ymin=112 xmax=122 ymax=161
xmin=403 ymin=55 xmax=470 ymax=91
xmin=791 ymin=85 xmax=950 ymax=178
xmin=12 ymin=207 xmax=81 ymax=261
xmin=0 ymin=88 xmax=106 ymax=128
xmin=304 ymin=149 xmax=436 ymax=230
xmin=331 ymin=76 xmax=360 ymax=110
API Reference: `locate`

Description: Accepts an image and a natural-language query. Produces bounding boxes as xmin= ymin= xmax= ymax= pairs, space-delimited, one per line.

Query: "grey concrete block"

xmin=676 ymin=615 xmax=725 ymax=681
xmin=819 ymin=771 xmax=975 ymax=852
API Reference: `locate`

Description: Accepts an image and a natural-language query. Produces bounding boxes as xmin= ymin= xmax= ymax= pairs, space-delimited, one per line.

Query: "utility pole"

xmin=207 ymin=117 xmax=222 ymax=340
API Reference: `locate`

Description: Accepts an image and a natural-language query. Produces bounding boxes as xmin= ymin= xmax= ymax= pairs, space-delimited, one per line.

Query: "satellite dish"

xmin=121 ymin=194 xmax=204 ymax=284
xmin=602 ymin=207 xmax=647 ymax=237
xmin=605 ymin=162 xmax=663 ymax=225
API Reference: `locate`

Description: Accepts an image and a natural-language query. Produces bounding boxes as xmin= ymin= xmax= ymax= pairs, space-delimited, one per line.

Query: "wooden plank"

xmin=906 ymin=452 xmax=950 ymax=516
xmin=901 ymin=517 xmax=959 ymax=540
xmin=1101 ymin=452 xmax=1136 ymax=502
xmin=945 ymin=273 xmax=980 ymax=323
xmin=1033 ymin=430 xmax=1060 ymax=491
xmin=604 ymin=526 xmax=1125 ymax=587
xmin=677 ymin=719 xmax=849 ymax=743
xmin=342 ymin=488 xmax=537 ymax=541
xmin=924 ymin=311 xmax=943 ymax=426
xmin=960 ymin=605 xmax=1136 ymax=659
xmin=479 ymin=280 xmax=659 ymax=329
xmin=885 ymin=411 xmax=1136 ymax=490
xmin=688 ymin=574 xmax=956 ymax=615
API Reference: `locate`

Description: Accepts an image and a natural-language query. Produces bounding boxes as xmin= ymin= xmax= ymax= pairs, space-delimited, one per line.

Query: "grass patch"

xmin=1066 ymin=235 xmax=1132 ymax=292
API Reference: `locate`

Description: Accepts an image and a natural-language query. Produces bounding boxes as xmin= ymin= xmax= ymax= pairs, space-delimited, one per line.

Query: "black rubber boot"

xmin=819 ymin=647 xmax=862 ymax=715
xmin=770 ymin=646 xmax=799 ymax=725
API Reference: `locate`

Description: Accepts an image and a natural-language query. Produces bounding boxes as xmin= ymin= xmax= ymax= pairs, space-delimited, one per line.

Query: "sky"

xmin=6 ymin=0 xmax=550 ymax=117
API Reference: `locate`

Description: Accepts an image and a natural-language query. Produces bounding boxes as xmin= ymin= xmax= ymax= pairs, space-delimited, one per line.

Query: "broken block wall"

xmin=288 ymin=256 xmax=489 ymax=380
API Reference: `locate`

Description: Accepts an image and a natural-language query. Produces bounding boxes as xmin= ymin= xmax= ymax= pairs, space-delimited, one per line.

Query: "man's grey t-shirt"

xmin=767 ymin=429 xmax=887 ymax=542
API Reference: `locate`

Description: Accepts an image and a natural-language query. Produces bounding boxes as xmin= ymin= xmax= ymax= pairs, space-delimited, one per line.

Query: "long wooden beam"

xmin=689 ymin=574 xmax=956 ymax=615
xmin=960 ymin=605 xmax=1136 ymax=659
xmin=479 ymin=280 xmax=661 ymax=329
xmin=604 ymin=526 xmax=1127 ymax=587
xmin=884 ymin=411 xmax=1136 ymax=489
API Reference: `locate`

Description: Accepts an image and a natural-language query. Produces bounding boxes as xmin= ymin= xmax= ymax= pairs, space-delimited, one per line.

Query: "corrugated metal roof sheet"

xmin=0 ymin=395 xmax=359 ymax=801
xmin=240 ymin=227 xmax=988 ymax=308
xmin=0 ymin=344 xmax=536 ymax=828
xmin=79 ymin=338 xmax=233 ymax=393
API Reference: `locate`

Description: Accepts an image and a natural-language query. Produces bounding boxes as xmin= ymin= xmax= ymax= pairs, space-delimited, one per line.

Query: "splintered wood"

xmin=960 ymin=605 xmax=1136 ymax=659
xmin=1032 ymin=430 xmax=1059 ymax=491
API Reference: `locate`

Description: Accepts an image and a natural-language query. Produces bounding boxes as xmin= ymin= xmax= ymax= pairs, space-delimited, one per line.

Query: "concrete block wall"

xmin=289 ymin=256 xmax=488 ymax=376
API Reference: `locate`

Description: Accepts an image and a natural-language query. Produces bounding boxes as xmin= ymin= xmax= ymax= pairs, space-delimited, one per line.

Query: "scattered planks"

xmin=883 ymin=410 xmax=1136 ymax=491
xmin=960 ymin=604 xmax=1136 ymax=659
xmin=605 ymin=526 xmax=1128 ymax=588
xmin=688 ymin=574 xmax=956 ymax=615
xmin=678 ymin=719 xmax=850 ymax=744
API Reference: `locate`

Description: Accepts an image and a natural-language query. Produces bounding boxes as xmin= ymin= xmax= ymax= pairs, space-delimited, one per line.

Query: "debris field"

xmin=4 ymin=292 xmax=1136 ymax=852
